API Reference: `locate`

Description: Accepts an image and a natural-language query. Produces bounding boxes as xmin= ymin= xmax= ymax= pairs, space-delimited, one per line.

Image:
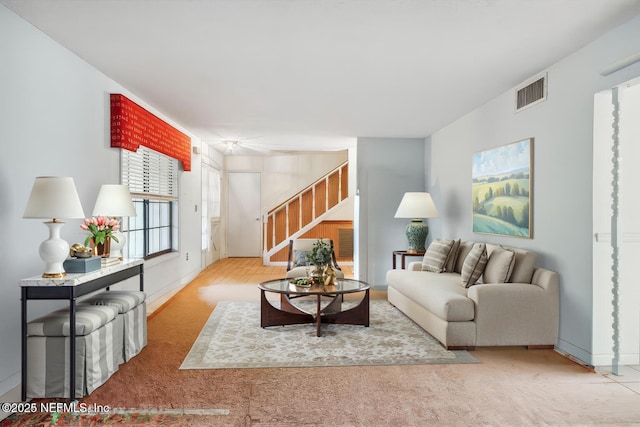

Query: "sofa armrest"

xmin=467 ymin=267 xmax=559 ymax=346
xmin=407 ymin=261 xmax=423 ymax=271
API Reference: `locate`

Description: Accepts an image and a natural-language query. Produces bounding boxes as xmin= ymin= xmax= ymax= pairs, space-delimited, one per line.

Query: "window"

xmin=121 ymin=146 xmax=179 ymax=259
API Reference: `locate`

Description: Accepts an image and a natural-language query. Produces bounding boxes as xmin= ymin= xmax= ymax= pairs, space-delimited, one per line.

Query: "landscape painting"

xmin=472 ymin=138 xmax=533 ymax=238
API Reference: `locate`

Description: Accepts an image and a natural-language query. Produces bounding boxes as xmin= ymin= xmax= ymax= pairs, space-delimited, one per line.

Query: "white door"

xmin=227 ymin=172 xmax=262 ymax=257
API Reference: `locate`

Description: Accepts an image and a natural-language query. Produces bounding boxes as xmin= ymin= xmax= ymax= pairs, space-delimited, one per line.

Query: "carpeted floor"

xmin=181 ymin=300 xmax=478 ymax=369
xmin=5 ymin=258 xmax=640 ymax=426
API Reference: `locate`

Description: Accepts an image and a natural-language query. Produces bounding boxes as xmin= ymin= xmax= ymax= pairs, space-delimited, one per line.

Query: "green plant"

xmin=306 ymin=239 xmax=332 ymax=268
xmin=80 ymin=216 xmax=120 ymax=246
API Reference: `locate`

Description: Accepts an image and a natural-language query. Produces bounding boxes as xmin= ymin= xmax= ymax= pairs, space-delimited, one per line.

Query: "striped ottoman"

xmin=86 ymin=291 xmax=147 ymax=362
xmin=26 ymin=304 xmax=122 ymax=398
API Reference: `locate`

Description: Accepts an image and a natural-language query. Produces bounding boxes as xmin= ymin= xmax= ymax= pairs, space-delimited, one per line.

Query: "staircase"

xmin=263 ymin=161 xmax=351 ymax=264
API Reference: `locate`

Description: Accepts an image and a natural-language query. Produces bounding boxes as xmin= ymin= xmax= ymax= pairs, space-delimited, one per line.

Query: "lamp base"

xmin=42 ymin=272 xmax=67 ymax=279
xmin=40 ymin=221 xmax=70 ymax=278
xmin=405 ymin=219 xmax=429 ymax=253
xmin=110 ymin=230 xmax=125 ymax=260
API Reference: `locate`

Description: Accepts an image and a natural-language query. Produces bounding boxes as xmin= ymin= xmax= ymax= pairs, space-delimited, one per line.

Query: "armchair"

xmin=285 ymin=238 xmax=344 ymax=279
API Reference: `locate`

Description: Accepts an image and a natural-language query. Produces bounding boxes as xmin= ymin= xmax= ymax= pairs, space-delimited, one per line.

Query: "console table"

xmin=20 ymin=259 xmax=144 ymax=401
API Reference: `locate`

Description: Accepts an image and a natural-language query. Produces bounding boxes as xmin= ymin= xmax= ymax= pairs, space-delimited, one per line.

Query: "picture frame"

xmin=472 ymin=138 xmax=533 ymax=238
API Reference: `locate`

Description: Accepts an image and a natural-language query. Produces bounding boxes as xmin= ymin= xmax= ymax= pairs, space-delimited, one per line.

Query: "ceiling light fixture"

xmin=225 ymin=140 xmax=239 ymax=153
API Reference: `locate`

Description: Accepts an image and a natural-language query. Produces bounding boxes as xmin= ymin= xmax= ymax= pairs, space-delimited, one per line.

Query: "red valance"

xmin=110 ymin=94 xmax=191 ymax=171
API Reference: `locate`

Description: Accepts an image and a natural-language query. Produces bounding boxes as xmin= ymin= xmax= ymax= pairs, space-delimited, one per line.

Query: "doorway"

xmin=227 ymin=172 xmax=262 ymax=257
xmin=592 ymin=76 xmax=640 ymax=367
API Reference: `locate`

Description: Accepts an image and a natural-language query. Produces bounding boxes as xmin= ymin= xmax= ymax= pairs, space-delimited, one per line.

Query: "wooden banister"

xmin=264 ymin=161 xmax=348 ymax=256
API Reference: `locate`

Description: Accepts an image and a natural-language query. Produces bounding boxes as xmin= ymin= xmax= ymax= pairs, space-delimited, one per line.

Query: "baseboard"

xmin=0 ymin=382 xmax=22 ymax=421
xmin=555 ymin=348 xmax=596 ymax=372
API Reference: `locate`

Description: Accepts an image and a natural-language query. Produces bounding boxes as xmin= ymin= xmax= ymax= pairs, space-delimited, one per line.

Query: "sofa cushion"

xmin=461 ymin=243 xmax=488 ymax=287
xmin=444 ymin=239 xmax=461 ymax=272
xmin=509 ymin=249 xmax=537 ymax=283
xmin=482 ymin=247 xmax=516 ymax=283
xmin=421 ymin=239 xmax=454 ymax=273
xmin=386 ymin=270 xmax=475 ymax=321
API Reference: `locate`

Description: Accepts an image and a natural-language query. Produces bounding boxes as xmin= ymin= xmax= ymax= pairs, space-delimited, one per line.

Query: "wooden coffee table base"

xmin=260 ymin=289 xmax=370 ymax=337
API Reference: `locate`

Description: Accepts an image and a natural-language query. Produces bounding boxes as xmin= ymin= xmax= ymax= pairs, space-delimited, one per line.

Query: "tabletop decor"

xmin=81 ymin=216 xmax=120 ymax=257
xmin=23 ymin=176 xmax=85 ymax=278
xmin=307 ymin=239 xmax=332 ymax=281
xmin=91 ymin=184 xmax=137 ymax=260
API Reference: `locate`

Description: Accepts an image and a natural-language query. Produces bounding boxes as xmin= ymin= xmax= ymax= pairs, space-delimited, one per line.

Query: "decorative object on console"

xmin=472 ymin=138 xmax=533 ymax=238
xmin=90 ymin=184 xmax=137 ymax=260
xmin=394 ymin=192 xmax=439 ymax=253
xmin=69 ymin=243 xmax=92 ymax=258
xmin=23 ymin=176 xmax=85 ymax=278
xmin=81 ymin=216 xmax=119 ymax=258
xmin=63 ymin=256 xmax=101 ymax=273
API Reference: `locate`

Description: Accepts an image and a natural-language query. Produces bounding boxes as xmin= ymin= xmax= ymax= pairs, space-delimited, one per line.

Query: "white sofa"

xmin=386 ymin=240 xmax=559 ymax=350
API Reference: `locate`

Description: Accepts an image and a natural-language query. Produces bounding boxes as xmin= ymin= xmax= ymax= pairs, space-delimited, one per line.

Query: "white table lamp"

xmin=92 ymin=184 xmax=137 ymax=260
xmin=394 ymin=192 xmax=439 ymax=253
xmin=23 ymin=176 xmax=85 ymax=278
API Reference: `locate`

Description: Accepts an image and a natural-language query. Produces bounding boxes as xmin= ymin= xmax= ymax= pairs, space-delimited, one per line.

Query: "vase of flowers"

xmin=306 ymin=239 xmax=332 ymax=282
xmin=81 ymin=216 xmax=120 ymax=258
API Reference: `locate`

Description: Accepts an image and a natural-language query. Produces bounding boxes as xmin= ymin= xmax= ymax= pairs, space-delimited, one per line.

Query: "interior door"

xmin=227 ymin=172 xmax=262 ymax=257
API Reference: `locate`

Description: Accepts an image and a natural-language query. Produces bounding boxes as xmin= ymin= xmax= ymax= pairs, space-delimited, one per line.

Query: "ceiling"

xmin=3 ymin=0 xmax=640 ymax=155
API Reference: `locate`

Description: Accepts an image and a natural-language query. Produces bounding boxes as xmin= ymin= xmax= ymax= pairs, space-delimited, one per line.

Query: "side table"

xmin=392 ymin=250 xmax=425 ymax=269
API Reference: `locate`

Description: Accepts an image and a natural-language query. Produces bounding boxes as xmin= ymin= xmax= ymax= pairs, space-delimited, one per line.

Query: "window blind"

xmin=121 ymin=146 xmax=178 ymax=200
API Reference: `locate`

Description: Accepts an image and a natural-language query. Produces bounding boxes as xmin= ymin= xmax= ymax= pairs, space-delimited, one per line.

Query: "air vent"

xmin=516 ymin=73 xmax=547 ymax=112
xmin=338 ymin=228 xmax=354 ymax=258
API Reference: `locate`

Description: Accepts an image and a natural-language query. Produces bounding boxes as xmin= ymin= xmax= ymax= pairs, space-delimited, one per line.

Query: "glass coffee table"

xmin=258 ymin=278 xmax=370 ymax=337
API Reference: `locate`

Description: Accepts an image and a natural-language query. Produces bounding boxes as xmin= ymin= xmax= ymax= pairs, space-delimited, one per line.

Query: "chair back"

xmin=286 ymin=238 xmax=341 ymax=272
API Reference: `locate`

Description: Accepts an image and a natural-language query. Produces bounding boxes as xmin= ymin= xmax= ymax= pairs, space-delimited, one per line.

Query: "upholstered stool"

xmin=86 ymin=291 xmax=147 ymax=362
xmin=26 ymin=304 xmax=122 ymax=398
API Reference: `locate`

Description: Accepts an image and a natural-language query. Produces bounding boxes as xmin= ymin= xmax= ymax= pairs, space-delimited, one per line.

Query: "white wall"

xmin=226 ymin=150 xmax=350 ymax=208
xmin=0 ymin=4 xmax=203 ymax=399
xmin=426 ymin=15 xmax=640 ymax=365
xmin=356 ymin=138 xmax=426 ymax=288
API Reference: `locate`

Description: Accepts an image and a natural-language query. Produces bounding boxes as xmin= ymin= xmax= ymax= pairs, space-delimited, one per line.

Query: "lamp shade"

xmin=23 ymin=176 xmax=85 ymax=219
xmin=394 ymin=192 xmax=439 ymax=219
xmin=92 ymin=184 xmax=136 ymax=217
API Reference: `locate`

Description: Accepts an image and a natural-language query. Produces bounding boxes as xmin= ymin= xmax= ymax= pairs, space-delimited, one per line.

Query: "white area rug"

xmin=180 ymin=300 xmax=479 ymax=369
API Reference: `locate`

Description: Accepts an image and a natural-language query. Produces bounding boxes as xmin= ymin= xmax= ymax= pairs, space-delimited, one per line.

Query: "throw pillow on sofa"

xmin=444 ymin=239 xmax=461 ymax=272
xmin=461 ymin=243 xmax=488 ymax=287
xmin=422 ymin=239 xmax=455 ymax=273
xmin=482 ymin=247 xmax=516 ymax=283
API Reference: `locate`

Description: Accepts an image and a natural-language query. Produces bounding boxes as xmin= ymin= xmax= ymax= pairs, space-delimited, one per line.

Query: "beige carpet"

xmin=181 ymin=300 xmax=478 ymax=369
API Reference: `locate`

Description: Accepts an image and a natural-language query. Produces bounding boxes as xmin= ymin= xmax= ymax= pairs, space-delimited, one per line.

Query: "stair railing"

xmin=264 ymin=161 xmax=348 ymax=256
